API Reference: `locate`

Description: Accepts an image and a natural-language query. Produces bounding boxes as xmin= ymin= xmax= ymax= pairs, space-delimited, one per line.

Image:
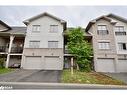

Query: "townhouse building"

xmin=1 ymin=12 xmax=127 ymax=72
xmin=86 ymin=14 xmax=127 ymax=72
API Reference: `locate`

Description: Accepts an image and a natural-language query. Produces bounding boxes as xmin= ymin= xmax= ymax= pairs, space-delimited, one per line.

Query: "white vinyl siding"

xmin=29 ymin=41 xmax=40 ymax=48
xmin=32 ymin=25 xmax=40 ymax=32
xmin=118 ymin=43 xmax=127 ymax=50
xmin=50 ymin=25 xmax=58 ymax=33
xmin=98 ymin=42 xmax=110 ymax=49
xmin=48 ymin=41 xmax=58 ymax=48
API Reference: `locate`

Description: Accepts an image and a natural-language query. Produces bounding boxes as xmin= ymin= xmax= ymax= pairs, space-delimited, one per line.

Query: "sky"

xmin=0 ymin=6 xmax=127 ymax=28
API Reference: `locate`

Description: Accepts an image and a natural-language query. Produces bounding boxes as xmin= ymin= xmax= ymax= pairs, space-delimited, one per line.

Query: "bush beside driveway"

xmin=61 ymin=70 xmax=126 ymax=85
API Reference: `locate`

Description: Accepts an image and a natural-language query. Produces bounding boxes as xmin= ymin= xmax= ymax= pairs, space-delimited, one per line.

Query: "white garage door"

xmin=96 ymin=58 xmax=115 ymax=72
xmin=24 ymin=56 xmax=42 ymax=69
xmin=117 ymin=59 xmax=127 ymax=72
xmin=44 ymin=56 xmax=61 ymax=70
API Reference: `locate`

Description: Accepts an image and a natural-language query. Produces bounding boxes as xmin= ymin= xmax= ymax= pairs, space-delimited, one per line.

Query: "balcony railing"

xmin=11 ymin=47 xmax=23 ymax=53
xmin=115 ymin=31 xmax=126 ymax=35
xmin=0 ymin=46 xmax=7 ymax=52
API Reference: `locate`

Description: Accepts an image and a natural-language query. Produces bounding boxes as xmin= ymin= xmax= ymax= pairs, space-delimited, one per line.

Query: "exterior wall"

xmin=108 ymin=17 xmax=127 ymax=55
xmin=21 ymin=15 xmax=64 ymax=70
xmin=88 ymin=19 xmax=117 ymax=71
xmin=24 ymin=16 xmax=64 ymax=48
xmin=21 ymin=48 xmax=63 ymax=69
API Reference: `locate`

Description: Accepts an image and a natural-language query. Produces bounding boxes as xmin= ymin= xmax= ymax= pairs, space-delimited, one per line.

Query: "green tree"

xmin=67 ymin=27 xmax=93 ymax=72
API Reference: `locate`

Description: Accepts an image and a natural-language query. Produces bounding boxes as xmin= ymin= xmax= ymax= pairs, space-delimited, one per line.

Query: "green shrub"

xmin=0 ymin=57 xmax=5 ymax=68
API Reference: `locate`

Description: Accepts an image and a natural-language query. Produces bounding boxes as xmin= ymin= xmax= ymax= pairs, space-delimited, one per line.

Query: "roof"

xmin=86 ymin=13 xmax=127 ymax=32
xmin=0 ymin=26 xmax=26 ymax=36
xmin=23 ymin=12 xmax=66 ymax=25
xmin=0 ymin=20 xmax=11 ymax=30
xmin=64 ymin=27 xmax=92 ymax=37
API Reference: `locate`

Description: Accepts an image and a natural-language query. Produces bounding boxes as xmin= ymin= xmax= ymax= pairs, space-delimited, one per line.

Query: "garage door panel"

xmin=96 ymin=58 xmax=115 ymax=72
xmin=24 ymin=56 xmax=42 ymax=69
xmin=117 ymin=59 xmax=127 ymax=72
xmin=44 ymin=56 xmax=62 ymax=70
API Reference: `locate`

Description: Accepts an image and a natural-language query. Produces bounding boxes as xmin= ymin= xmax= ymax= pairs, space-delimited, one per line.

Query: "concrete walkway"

xmin=105 ymin=73 xmax=127 ymax=84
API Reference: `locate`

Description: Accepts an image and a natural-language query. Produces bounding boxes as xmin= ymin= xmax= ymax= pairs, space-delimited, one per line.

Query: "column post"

xmin=5 ymin=35 xmax=15 ymax=68
xmin=71 ymin=57 xmax=74 ymax=75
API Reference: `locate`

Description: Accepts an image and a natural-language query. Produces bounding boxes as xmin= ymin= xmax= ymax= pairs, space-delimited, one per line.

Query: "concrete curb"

xmin=0 ymin=82 xmax=127 ymax=89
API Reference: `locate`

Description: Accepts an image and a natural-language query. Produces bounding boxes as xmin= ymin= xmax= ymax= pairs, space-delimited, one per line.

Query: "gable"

xmin=0 ymin=24 xmax=9 ymax=32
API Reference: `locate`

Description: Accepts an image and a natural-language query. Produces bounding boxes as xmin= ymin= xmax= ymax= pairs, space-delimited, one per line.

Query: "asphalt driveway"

xmin=105 ymin=73 xmax=127 ymax=84
xmin=0 ymin=69 xmax=62 ymax=83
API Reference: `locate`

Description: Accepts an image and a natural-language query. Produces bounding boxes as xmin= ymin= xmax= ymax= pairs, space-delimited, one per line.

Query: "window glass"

xmin=48 ymin=41 xmax=58 ymax=48
xmin=50 ymin=25 xmax=58 ymax=33
xmin=29 ymin=41 xmax=40 ymax=48
xmin=98 ymin=42 xmax=110 ymax=49
xmin=32 ymin=25 xmax=40 ymax=32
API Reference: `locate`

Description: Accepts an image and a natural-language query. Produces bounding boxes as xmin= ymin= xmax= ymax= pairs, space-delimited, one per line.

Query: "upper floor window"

xmin=32 ymin=25 xmax=40 ymax=32
xmin=115 ymin=26 xmax=126 ymax=35
xmin=98 ymin=42 xmax=110 ymax=49
xmin=97 ymin=25 xmax=108 ymax=35
xmin=48 ymin=41 xmax=58 ymax=48
xmin=50 ymin=25 xmax=58 ymax=33
xmin=118 ymin=43 xmax=127 ymax=50
xmin=29 ymin=41 xmax=40 ymax=48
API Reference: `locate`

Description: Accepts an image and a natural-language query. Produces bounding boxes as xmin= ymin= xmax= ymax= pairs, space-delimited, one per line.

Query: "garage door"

xmin=44 ymin=56 xmax=61 ymax=70
xmin=24 ymin=56 xmax=42 ymax=69
xmin=96 ymin=58 xmax=115 ymax=72
xmin=117 ymin=59 xmax=127 ymax=72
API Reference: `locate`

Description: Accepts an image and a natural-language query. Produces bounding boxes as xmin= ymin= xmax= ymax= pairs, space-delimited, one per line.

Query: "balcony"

xmin=64 ymin=49 xmax=70 ymax=54
xmin=0 ymin=46 xmax=7 ymax=52
xmin=11 ymin=47 xmax=23 ymax=53
xmin=115 ymin=31 xmax=126 ymax=35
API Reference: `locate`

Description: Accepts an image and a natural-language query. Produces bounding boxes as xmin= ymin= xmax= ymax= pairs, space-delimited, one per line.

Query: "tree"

xmin=67 ymin=27 xmax=93 ymax=72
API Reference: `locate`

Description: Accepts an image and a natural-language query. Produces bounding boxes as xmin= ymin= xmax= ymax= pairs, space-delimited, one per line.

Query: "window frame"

xmin=118 ymin=43 xmax=127 ymax=50
xmin=98 ymin=42 xmax=110 ymax=50
xmin=29 ymin=41 xmax=40 ymax=48
xmin=48 ymin=41 xmax=59 ymax=48
xmin=32 ymin=25 xmax=41 ymax=33
xmin=50 ymin=25 xmax=58 ymax=33
xmin=97 ymin=25 xmax=108 ymax=35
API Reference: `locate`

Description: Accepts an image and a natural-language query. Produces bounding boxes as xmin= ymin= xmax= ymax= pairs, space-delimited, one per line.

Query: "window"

xmin=115 ymin=26 xmax=126 ymax=35
xmin=48 ymin=41 xmax=58 ymax=48
xmin=118 ymin=43 xmax=127 ymax=50
xmin=32 ymin=25 xmax=40 ymax=32
xmin=50 ymin=25 xmax=58 ymax=33
xmin=29 ymin=41 xmax=40 ymax=48
xmin=98 ymin=42 xmax=110 ymax=49
xmin=97 ymin=25 xmax=108 ymax=35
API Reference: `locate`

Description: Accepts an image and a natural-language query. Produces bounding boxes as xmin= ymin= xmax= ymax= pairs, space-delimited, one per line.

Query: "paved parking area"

xmin=0 ymin=69 xmax=62 ymax=83
xmin=105 ymin=73 xmax=127 ymax=84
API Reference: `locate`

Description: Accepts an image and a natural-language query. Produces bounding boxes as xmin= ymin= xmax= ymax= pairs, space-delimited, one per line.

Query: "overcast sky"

xmin=0 ymin=6 xmax=127 ymax=28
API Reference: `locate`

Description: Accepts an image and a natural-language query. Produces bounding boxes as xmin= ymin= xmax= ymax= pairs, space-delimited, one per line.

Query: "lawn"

xmin=61 ymin=69 xmax=126 ymax=85
xmin=0 ymin=68 xmax=14 ymax=74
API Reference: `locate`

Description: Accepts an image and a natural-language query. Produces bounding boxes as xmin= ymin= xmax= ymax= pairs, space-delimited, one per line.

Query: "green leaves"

xmin=67 ymin=27 xmax=93 ymax=72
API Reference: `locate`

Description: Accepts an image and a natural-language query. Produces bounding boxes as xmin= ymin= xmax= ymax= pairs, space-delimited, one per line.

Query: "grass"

xmin=61 ymin=69 xmax=126 ymax=85
xmin=0 ymin=68 xmax=14 ymax=74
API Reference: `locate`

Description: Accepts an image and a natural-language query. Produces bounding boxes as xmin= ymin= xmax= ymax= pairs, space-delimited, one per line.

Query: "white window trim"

xmin=29 ymin=41 xmax=40 ymax=48
xmin=50 ymin=25 xmax=58 ymax=33
xmin=48 ymin=41 xmax=59 ymax=48
xmin=32 ymin=25 xmax=41 ymax=33
xmin=98 ymin=42 xmax=110 ymax=50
